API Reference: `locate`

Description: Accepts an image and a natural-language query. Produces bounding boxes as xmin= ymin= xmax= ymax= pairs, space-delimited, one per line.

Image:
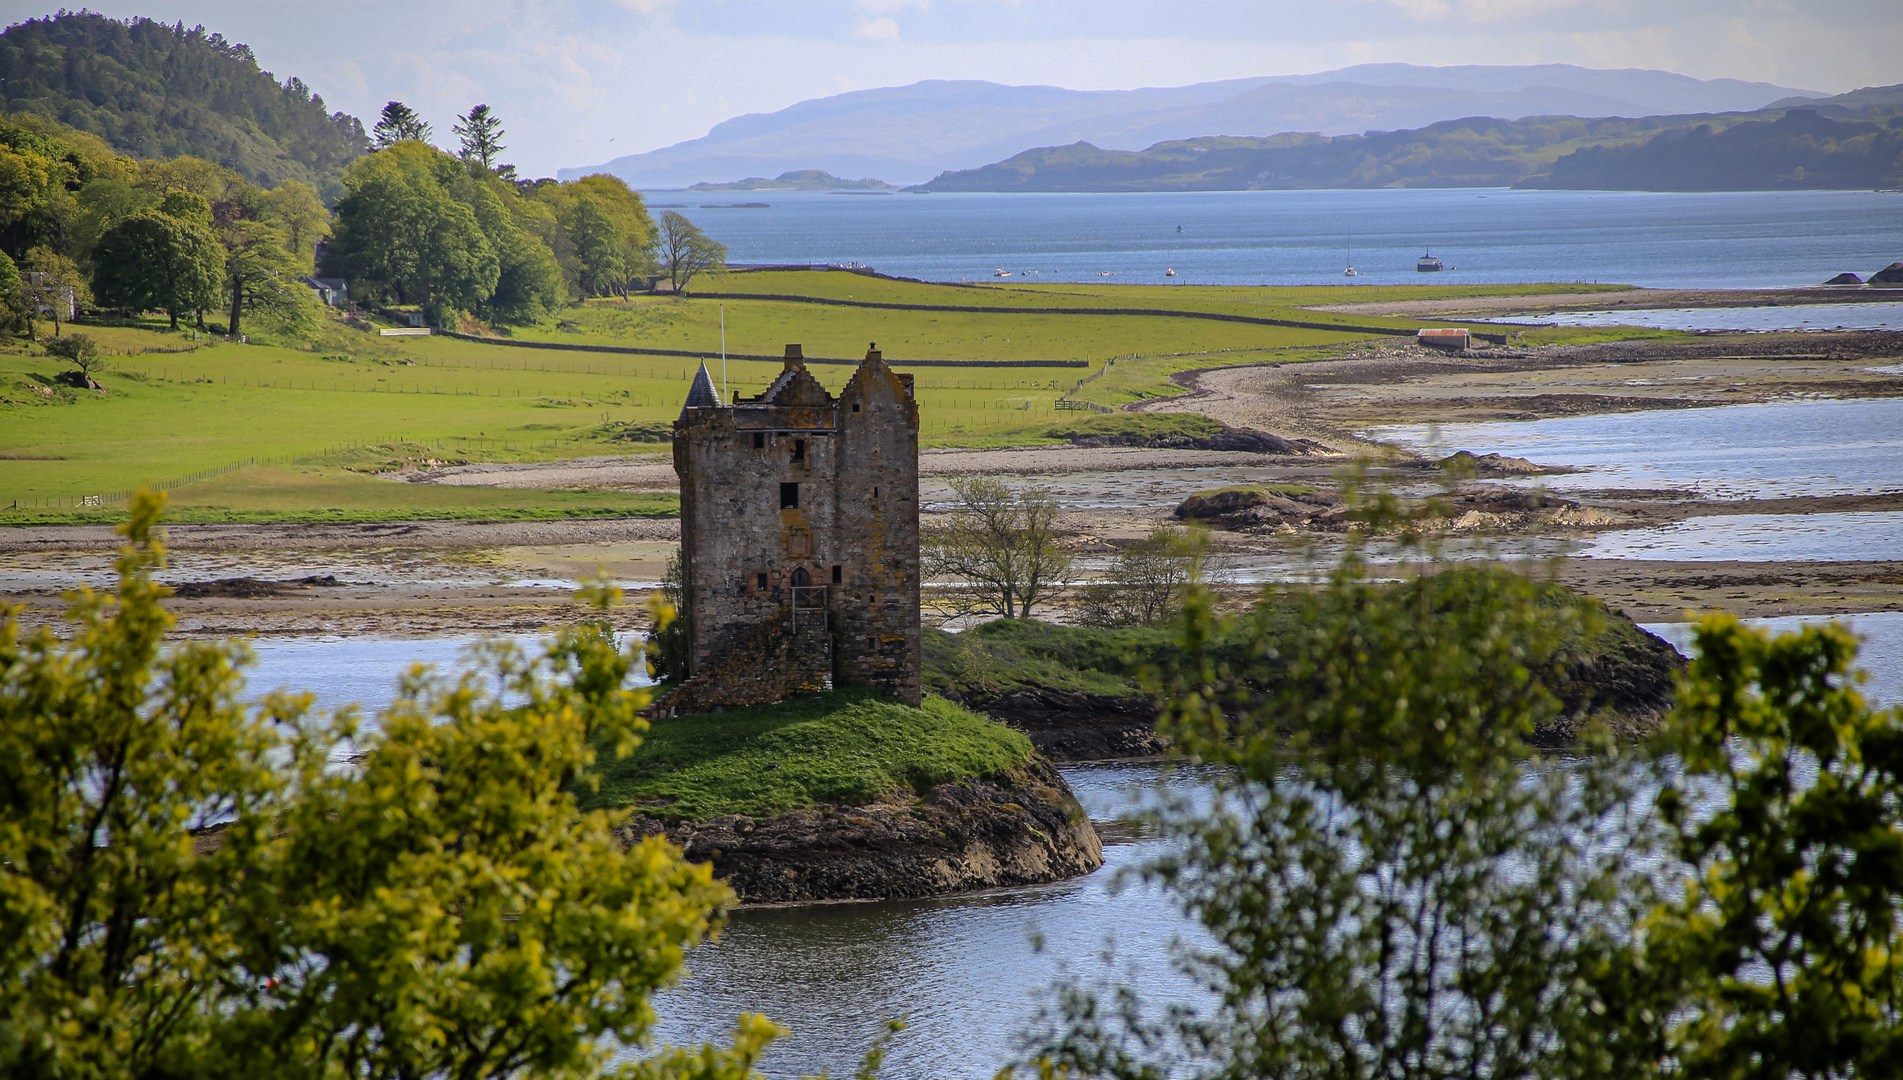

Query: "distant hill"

xmin=1529 ymin=108 xmax=1903 ymax=191
xmin=912 ymin=88 xmax=1903 ymax=193
xmin=0 ymin=12 xmax=368 ymax=197
xmin=689 ymin=170 xmax=895 ymax=192
xmin=563 ymin=64 xmax=1819 ymax=188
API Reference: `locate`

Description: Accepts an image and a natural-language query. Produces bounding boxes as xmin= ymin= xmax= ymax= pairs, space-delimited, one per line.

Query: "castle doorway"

xmin=792 ymin=567 xmax=810 ymax=588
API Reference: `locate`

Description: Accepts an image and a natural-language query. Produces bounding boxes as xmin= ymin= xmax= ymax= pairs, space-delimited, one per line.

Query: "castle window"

xmin=756 ymin=572 xmax=768 ymax=591
xmin=852 ymin=404 xmax=860 ymax=413
xmin=780 ymin=482 xmax=800 ymax=509
xmin=872 ymin=486 xmax=879 ymax=499
xmin=867 ymin=637 xmax=877 ymax=651
xmin=831 ymin=564 xmax=842 ymax=584
xmin=792 ymin=439 xmax=806 ymax=462
xmin=753 ymin=432 xmax=765 ymax=449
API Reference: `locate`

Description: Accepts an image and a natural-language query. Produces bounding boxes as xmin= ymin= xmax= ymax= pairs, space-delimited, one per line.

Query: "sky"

xmin=10 ymin=0 xmax=1899 ymax=176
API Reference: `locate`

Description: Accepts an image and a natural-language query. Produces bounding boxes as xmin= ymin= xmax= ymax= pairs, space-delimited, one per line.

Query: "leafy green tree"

xmin=18 ymin=246 xmax=92 ymax=336
xmin=41 ymin=332 xmax=104 ymax=380
xmin=0 ymin=247 xmax=19 ymax=331
xmin=71 ymin=178 xmax=160 ymax=266
xmin=452 ymin=174 xmax=565 ymax=323
xmin=262 ymin=178 xmax=331 ymax=272
xmin=224 ymin=220 xmax=318 ymax=341
xmin=657 ymin=210 xmax=725 ymax=293
xmin=372 ymin=100 xmax=433 ymax=149
xmin=569 ymin=196 xmax=628 ymax=297
xmin=91 ymin=209 xmax=222 ymax=329
xmin=1646 ymin=615 xmax=1903 ymax=1078
xmin=0 ymin=490 xmax=799 ymax=1079
xmin=1017 ymin=545 xmax=1659 ymax=1079
xmin=455 ymin=104 xmax=506 ymax=171
xmin=331 ymin=143 xmax=499 ymax=322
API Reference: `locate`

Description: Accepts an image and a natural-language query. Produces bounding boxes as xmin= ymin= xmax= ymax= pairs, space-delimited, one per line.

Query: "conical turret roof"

xmin=679 ymin=362 xmax=720 ymax=419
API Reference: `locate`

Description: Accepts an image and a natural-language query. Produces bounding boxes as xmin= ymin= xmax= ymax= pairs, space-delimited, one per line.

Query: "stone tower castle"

xmin=661 ymin=343 xmax=921 ymax=713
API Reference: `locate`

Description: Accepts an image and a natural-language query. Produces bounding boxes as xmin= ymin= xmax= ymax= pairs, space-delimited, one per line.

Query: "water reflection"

xmin=1368 ymin=397 xmax=1903 ymax=500
xmin=1485 ymin=301 xmax=1903 ymax=333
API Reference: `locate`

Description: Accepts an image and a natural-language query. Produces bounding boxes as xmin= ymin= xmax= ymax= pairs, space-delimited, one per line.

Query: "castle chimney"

xmin=864 ymin=341 xmax=882 ymax=362
xmin=783 ymin=343 xmax=805 ymax=369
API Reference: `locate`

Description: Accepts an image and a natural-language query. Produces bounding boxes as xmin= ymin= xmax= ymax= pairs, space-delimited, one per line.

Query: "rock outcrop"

xmin=624 ymin=758 xmax=1103 ymax=904
xmin=948 ymin=688 xmax=1165 ymax=761
xmin=1064 ymin=424 xmax=1331 ymax=455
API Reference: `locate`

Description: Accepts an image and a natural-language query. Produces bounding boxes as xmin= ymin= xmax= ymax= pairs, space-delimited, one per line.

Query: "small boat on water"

xmin=1344 ymin=232 xmax=1359 ymax=277
xmin=992 ymin=268 xmax=1012 ymax=277
xmin=1417 ymin=251 xmax=1444 ymax=272
xmin=1165 ymin=267 xmax=1177 ymax=277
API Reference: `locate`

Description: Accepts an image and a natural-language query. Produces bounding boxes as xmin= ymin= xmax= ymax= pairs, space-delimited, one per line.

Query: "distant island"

xmin=909 ymin=84 xmax=1903 ymax=193
xmin=689 ymin=169 xmax=896 ymax=192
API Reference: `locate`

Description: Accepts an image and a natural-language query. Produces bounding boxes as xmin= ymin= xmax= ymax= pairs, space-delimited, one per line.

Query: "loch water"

xmin=658 ymin=188 xmax=1903 ymax=290
xmin=240 ymin=617 xmax=1903 ymax=1079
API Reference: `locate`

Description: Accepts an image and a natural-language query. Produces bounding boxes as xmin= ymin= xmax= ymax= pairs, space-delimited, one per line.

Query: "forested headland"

xmin=913 ymin=90 xmax=1903 ymax=192
xmin=0 ymin=13 xmax=368 ymax=198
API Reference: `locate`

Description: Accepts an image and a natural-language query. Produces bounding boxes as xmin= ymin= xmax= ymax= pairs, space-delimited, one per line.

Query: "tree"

xmin=18 ymin=246 xmax=92 ymax=336
xmin=41 ymin=332 xmax=104 ymax=380
xmin=455 ymin=104 xmax=506 ymax=171
xmin=568 ymin=196 xmax=627 ymax=297
xmin=1017 ymin=536 xmax=1660 ymax=1078
xmin=0 ymin=490 xmax=806 ymax=1079
xmin=224 ymin=220 xmax=318 ymax=340
xmin=1646 ymin=615 xmax=1903 ymax=1077
xmin=657 ymin=210 xmax=726 ymax=293
xmin=262 ymin=178 xmax=331 ymax=271
xmin=923 ymin=476 xmax=1073 ymax=620
xmin=1074 ymin=526 xmax=1202 ymax=628
xmin=372 ymin=100 xmax=433 ymax=149
xmin=0 ymin=248 xmax=20 ymax=332
xmin=331 ymin=144 xmax=498 ymax=322
xmin=91 ymin=210 xmax=222 ymax=329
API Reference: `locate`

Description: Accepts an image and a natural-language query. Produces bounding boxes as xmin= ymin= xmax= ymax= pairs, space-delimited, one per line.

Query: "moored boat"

xmin=1417 ymin=251 xmax=1444 ymax=272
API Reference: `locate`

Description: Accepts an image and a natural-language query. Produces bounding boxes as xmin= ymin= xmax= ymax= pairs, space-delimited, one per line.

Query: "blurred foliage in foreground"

xmin=0 ymin=490 xmax=861 ymax=1079
xmin=1014 ymin=534 xmax=1903 ymax=1079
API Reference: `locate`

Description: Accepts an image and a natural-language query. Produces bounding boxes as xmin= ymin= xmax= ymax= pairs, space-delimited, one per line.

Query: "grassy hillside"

xmin=0 ymin=270 xmax=1643 ymax=521
xmin=0 ymin=13 xmax=367 ymax=195
xmin=581 ymin=690 xmax=1034 ymax=820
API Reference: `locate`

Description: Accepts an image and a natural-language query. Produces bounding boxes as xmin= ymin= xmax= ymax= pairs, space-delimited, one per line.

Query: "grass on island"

xmin=2 ymin=268 xmax=1670 ymax=521
xmin=582 ymin=689 xmax=1033 ymax=820
xmin=922 ymin=620 xmax=1178 ymax=702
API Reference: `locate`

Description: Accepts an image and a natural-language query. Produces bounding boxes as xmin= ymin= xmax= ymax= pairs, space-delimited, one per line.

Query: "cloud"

xmin=617 ymin=0 xmax=678 ymax=14
xmin=854 ymin=16 xmax=903 ymax=39
xmin=858 ymin=0 xmax=929 ymax=12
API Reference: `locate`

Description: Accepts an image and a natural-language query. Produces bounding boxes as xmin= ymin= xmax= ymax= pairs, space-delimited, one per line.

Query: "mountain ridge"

xmin=563 ymin=64 xmax=1822 ymax=188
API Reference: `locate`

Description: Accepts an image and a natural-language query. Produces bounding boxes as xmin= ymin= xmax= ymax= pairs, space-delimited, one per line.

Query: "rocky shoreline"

xmin=622 ymin=758 xmax=1102 ymax=904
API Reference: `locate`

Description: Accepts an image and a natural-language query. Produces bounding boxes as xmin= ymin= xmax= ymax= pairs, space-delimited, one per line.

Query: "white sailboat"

xmin=1344 ymin=231 xmax=1359 ymax=277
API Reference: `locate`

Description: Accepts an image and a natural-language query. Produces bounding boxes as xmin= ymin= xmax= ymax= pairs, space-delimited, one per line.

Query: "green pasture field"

xmin=1 ymin=270 xmax=1656 ymax=521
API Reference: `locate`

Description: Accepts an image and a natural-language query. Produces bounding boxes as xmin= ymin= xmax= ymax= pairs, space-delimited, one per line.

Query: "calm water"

xmin=1581 ymin=511 xmax=1903 ymax=562
xmin=660 ymin=189 xmax=1903 ymax=290
xmin=237 ymin=619 xmax=1903 ymax=1076
xmin=235 ymin=616 xmax=1903 ymax=1077
xmin=1493 ymin=302 xmax=1903 ymax=333
xmin=1367 ymin=397 xmax=1903 ymax=500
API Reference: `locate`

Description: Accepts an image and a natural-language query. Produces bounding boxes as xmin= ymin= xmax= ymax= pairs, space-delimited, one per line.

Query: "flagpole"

xmin=720 ymin=305 xmax=728 ymax=403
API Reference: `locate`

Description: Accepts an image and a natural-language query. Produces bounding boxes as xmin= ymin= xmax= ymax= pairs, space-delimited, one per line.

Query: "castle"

xmin=660 ymin=343 xmax=922 ymax=713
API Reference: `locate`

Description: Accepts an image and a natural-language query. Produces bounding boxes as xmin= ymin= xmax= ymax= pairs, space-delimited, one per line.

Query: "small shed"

xmin=1418 ymin=328 xmax=1470 ymax=350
